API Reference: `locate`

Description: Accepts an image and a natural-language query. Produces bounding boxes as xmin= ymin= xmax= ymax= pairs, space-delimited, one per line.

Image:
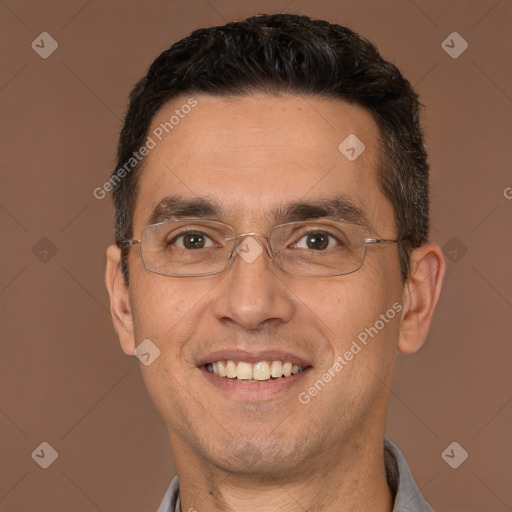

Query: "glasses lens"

xmin=140 ymin=220 xmax=235 ymax=276
xmin=270 ymin=222 xmax=367 ymax=276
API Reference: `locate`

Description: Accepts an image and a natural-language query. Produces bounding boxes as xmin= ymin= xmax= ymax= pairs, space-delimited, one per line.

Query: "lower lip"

xmin=200 ymin=366 xmax=311 ymax=400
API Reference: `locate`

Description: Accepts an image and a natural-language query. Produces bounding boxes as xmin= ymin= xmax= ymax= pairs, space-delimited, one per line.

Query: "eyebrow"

xmin=148 ymin=195 xmax=222 ymax=225
xmin=147 ymin=194 xmax=371 ymax=230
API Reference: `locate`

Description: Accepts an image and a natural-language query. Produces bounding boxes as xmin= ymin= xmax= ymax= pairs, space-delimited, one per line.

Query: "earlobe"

xmin=397 ymin=242 xmax=446 ymax=354
xmin=105 ymin=245 xmax=136 ymax=356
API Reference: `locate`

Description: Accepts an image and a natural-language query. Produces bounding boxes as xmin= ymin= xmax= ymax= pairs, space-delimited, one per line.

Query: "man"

xmin=105 ymin=13 xmax=445 ymax=512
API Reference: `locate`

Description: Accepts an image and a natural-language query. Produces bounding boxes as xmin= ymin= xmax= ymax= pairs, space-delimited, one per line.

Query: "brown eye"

xmin=305 ymin=233 xmax=329 ymax=250
xmin=292 ymin=231 xmax=338 ymax=251
xmin=169 ymin=231 xmax=216 ymax=250
xmin=182 ymin=233 xmax=206 ymax=249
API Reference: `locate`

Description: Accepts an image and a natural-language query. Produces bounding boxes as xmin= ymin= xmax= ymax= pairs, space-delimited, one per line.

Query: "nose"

xmin=211 ymin=235 xmax=295 ymax=330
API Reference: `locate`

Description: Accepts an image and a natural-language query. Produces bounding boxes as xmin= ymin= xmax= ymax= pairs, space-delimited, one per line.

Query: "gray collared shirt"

xmin=157 ymin=438 xmax=434 ymax=511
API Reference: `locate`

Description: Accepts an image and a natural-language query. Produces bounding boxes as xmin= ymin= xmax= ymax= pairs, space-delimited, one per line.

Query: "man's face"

xmin=126 ymin=94 xmax=404 ymax=474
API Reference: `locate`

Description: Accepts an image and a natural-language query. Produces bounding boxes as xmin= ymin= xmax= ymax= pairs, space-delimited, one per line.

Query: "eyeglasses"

xmin=120 ymin=219 xmax=399 ymax=278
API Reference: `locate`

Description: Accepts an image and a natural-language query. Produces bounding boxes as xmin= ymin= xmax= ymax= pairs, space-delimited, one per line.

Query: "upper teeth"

xmin=206 ymin=360 xmax=305 ymax=381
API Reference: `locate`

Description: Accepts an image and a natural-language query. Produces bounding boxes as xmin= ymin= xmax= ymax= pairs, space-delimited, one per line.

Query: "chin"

xmin=200 ymin=432 xmax=314 ymax=477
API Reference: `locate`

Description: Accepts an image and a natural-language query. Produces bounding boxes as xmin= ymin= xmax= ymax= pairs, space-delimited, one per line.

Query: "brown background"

xmin=0 ymin=0 xmax=510 ymax=511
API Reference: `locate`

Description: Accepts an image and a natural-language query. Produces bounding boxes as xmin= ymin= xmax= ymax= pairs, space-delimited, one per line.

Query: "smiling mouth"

xmin=204 ymin=360 xmax=307 ymax=382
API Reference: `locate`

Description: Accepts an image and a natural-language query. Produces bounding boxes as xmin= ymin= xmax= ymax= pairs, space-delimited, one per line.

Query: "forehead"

xmin=133 ymin=93 xmax=393 ymax=233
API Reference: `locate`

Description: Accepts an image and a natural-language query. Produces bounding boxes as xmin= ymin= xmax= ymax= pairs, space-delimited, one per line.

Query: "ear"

xmin=105 ymin=245 xmax=136 ymax=356
xmin=398 ymin=242 xmax=446 ymax=354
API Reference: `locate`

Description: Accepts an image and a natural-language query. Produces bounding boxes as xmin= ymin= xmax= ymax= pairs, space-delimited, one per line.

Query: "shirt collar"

xmin=157 ymin=438 xmax=434 ymax=512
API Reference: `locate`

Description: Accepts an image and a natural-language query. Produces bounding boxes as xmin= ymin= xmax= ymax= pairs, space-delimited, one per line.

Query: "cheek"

xmin=128 ymin=276 xmax=213 ymax=412
xmin=289 ymin=261 xmax=401 ymax=356
xmin=129 ymin=273 xmax=213 ymax=349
